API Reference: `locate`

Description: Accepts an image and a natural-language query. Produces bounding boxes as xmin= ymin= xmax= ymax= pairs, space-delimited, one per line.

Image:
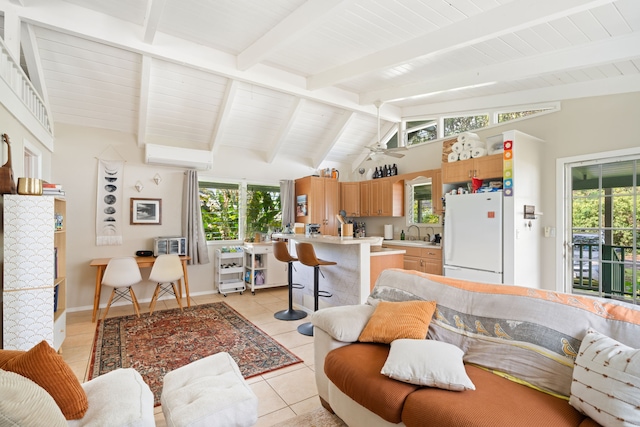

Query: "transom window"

xmin=401 ymin=103 xmax=558 ymax=147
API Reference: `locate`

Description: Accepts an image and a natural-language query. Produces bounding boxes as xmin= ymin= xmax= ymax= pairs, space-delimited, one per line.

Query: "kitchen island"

xmin=272 ymin=234 xmax=404 ymax=312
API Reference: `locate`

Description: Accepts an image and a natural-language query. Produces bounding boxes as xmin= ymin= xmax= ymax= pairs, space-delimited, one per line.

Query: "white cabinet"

xmin=243 ymin=243 xmax=286 ymax=295
xmin=215 ymin=247 xmax=246 ymax=296
xmin=2 ymin=195 xmax=66 ymax=351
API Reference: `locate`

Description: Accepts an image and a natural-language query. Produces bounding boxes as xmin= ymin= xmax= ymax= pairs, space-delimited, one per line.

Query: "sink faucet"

xmin=425 ymin=226 xmax=435 ymax=242
xmin=407 ymin=225 xmax=420 ymax=241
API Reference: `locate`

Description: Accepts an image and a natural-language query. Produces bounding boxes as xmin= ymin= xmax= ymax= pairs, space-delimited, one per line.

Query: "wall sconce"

xmin=135 ymin=181 xmax=144 ymax=192
xmin=153 ymin=173 xmax=162 ymax=185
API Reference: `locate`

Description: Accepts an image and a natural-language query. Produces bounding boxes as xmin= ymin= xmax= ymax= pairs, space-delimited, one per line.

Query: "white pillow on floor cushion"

xmin=381 ymin=339 xmax=475 ymax=391
xmin=570 ymin=328 xmax=640 ymax=427
xmin=0 ymin=369 xmax=67 ymax=427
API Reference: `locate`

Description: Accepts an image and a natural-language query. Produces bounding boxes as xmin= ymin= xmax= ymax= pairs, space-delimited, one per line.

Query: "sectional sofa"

xmin=311 ymin=268 xmax=640 ymax=427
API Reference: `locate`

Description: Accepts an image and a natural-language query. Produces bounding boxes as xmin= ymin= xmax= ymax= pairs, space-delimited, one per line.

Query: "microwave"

xmin=154 ymin=237 xmax=187 ymax=256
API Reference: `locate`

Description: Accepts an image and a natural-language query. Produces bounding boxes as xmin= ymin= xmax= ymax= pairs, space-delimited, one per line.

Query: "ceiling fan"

xmin=364 ymin=101 xmax=406 ymax=161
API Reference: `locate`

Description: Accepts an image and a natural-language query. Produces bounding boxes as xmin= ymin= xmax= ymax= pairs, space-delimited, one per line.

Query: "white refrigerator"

xmin=443 ymin=192 xmax=503 ymax=284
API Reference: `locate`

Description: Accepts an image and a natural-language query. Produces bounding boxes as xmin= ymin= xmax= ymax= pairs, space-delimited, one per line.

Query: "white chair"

xmin=148 ymin=254 xmax=184 ymax=314
xmin=101 ymin=257 xmax=143 ymax=320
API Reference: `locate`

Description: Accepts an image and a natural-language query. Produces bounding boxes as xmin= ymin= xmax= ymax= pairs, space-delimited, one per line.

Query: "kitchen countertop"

xmin=382 ymin=239 xmax=442 ymax=249
xmin=272 ymin=233 xmax=384 ymax=246
xmin=370 ymin=247 xmax=406 ymax=257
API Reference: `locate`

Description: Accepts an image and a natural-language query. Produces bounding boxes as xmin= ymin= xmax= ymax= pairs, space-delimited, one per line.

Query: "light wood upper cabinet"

xmin=295 ymin=176 xmax=340 ymax=235
xmin=360 ymin=181 xmax=371 ymax=217
xmin=367 ymin=178 xmax=403 ymax=217
xmin=442 ymin=153 xmax=503 ymax=183
xmin=340 ymin=182 xmax=360 ymax=217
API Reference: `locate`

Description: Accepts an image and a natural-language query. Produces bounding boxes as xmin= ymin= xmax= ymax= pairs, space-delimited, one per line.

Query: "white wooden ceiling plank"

xmin=312 ymin=111 xmax=355 ymax=169
xmin=51 ymin=102 xmax=137 ymax=122
xmin=498 ymin=32 xmax=540 ymax=57
xmin=51 ymin=113 xmax=134 ymax=132
xmin=447 ymin=0 xmax=484 ymax=17
xmin=361 ymin=32 xmax=640 ymax=105
xmin=307 ymin=0 xmax=615 ymax=90
xmin=597 ymin=63 xmax=623 ymax=78
xmin=146 ymin=101 xmax=219 ymax=121
xmin=568 ymin=10 xmax=611 ymax=41
xmin=613 ymin=60 xmax=640 ymax=75
xmin=529 ymin=22 xmax=573 ymax=50
xmin=614 ymin=0 xmax=640 ymax=31
xmin=35 ymin=29 xmax=142 ymax=64
xmin=45 ymin=78 xmax=138 ymax=99
xmin=581 ymin=66 xmax=608 ymax=80
xmin=547 ymin=17 xmax=590 ymax=45
xmin=145 ymin=122 xmax=211 ymax=141
xmin=63 ymin=0 xmax=148 ymax=25
xmin=511 ymin=27 xmax=554 ymax=54
xmin=143 ymin=0 xmax=168 ymax=44
xmin=476 ymin=38 xmax=522 ymax=62
xmin=40 ymin=59 xmax=140 ymax=88
xmin=237 ymin=0 xmax=349 ymax=71
xmin=591 ymin=2 xmax=633 ymax=37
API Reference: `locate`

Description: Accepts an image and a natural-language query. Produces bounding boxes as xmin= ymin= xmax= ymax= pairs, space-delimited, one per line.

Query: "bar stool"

xmin=272 ymin=241 xmax=307 ymax=321
xmin=295 ymin=242 xmax=336 ymax=336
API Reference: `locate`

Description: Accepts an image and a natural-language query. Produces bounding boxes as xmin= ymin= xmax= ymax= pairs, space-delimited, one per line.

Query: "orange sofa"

xmin=311 ymin=269 xmax=640 ymax=427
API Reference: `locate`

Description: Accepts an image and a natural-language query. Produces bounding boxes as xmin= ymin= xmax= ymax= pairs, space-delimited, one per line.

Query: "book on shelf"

xmin=42 ymin=182 xmax=65 ymax=197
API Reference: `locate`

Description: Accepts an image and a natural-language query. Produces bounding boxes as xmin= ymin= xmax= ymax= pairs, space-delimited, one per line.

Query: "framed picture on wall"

xmin=130 ymin=198 xmax=162 ymax=225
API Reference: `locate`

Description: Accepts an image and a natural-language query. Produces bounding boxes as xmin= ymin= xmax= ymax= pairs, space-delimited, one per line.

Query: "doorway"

xmin=564 ymin=156 xmax=639 ymax=304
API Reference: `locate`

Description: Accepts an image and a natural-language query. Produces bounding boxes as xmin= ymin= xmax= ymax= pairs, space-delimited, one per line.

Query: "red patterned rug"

xmin=89 ymin=302 xmax=303 ymax=405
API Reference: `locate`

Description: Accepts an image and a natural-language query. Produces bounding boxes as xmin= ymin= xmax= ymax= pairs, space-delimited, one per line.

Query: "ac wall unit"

xmin=145 ymin=144 xmax=213 ymax=170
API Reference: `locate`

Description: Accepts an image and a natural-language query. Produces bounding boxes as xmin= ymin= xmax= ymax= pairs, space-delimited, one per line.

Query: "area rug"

xmin=89 ymin=302 xmax=303 ymax=405
xmin=273 ymin=407 xmax=347 ymax=427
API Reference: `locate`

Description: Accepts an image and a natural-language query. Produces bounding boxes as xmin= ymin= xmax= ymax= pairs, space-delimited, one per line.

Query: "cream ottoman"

xmin=161 ymin=352 xmax=258 ymax=427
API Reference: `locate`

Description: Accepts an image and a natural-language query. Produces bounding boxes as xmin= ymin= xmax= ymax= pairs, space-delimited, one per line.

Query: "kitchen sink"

xmin=382 ymin=239 xmax=440 ymax=248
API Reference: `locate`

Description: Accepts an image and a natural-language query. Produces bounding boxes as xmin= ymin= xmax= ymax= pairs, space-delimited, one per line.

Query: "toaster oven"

xmin=154 ymin=236 xmax=187 ymax=256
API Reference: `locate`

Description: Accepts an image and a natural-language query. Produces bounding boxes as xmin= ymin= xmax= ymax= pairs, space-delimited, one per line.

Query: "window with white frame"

xmin=199 ymin=180 xmax=281 ymax=242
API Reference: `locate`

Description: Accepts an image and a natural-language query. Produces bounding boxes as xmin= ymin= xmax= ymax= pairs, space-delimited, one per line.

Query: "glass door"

xmin=568 ymin=158 xmax=639 ymax=304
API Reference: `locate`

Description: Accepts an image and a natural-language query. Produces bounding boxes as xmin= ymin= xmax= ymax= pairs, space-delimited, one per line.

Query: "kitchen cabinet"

xmin=340 ymin=182 xmax=360 ymax=217
xmin=383 ymin=244 xmax=442 ymax=275
xmin=359 ymin=181 xmax=371 ymax=216
xmin=295 ymin=176 xmax=339 ymax=235
xmin=361 ymin=177 xmax=403 ymax=217
xmin=442 ymin=153 xmax=503 ymax=184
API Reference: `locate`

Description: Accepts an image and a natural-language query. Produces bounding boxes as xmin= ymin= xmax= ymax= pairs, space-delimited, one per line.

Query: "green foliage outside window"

xmin=199 ymin=182 xmax=281 ymax=241
xmin=443 ymin=115 xmax=489 ymax=137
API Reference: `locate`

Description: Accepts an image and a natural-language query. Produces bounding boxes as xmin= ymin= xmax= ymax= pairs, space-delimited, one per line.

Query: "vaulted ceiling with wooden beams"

xmin=1 ymin=0 xmax=639 ymax=171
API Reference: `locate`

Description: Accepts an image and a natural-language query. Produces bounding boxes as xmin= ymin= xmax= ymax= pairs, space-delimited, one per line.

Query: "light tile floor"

xmin=61 ymin=286 xmax=319 ymax=426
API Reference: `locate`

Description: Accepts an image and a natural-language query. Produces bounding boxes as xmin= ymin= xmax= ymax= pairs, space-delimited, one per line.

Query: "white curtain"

xmin=280 ymin=180 xmax=295 ymax=229
xmin=183 ymin=170 xmax=209 ymax=265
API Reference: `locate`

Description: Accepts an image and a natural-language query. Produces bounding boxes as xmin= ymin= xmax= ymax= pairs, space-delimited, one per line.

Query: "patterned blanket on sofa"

xmin=369 ymin=269 xmax=640 ymax=398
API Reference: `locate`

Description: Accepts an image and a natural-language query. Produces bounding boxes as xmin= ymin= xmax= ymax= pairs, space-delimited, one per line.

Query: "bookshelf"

xmin=2 ymin=195 xmax=66 ymax=351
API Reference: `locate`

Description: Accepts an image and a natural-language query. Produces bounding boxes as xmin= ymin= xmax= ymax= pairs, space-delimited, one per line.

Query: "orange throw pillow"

xmin=358 ymin=300 xmax=437 ymax=344
xmin=0 ymin=349 xmax=25 ymax=368
xmin=2 ymin=341 xmax=88 ymax=420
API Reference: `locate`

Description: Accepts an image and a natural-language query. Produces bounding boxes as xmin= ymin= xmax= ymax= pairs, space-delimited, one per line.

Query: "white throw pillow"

xmin=569 ymin=328 xmax=640 ymax=427
xmin=380 ymin=339 xmax=475 ymax=391
xmin=0 ymin=369 xmax=67 ymax=427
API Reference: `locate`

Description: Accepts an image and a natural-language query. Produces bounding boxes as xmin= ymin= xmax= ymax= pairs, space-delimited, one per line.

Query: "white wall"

xmin=0 ymin=104 xmax=52 ymax=181
xmin=48 ymin=92 xmax=640 ymax=311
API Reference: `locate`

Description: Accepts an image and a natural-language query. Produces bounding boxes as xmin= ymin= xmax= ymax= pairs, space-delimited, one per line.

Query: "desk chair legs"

xmin=274 ymin=261 xmax=307 ymax=321
xmin=149 ymin=282 xmax=183 ymax=315
xmin=102 ymin=287 xmax=141 ymax=321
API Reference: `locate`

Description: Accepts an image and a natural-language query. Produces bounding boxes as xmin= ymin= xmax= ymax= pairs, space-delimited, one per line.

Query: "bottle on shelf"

xmin=392 ymin=164 xmax=398 ymax=175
